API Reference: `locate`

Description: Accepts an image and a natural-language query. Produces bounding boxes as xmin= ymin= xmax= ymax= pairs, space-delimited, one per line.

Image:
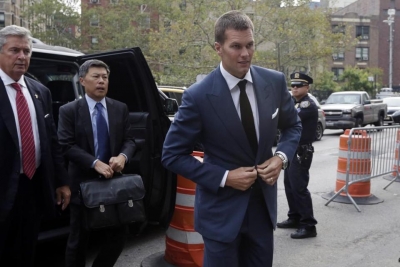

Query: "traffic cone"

xmin=323 ymin=129 xmax=382 ymax=205
xmin=164 ymin=152 xmax=204 ymax=267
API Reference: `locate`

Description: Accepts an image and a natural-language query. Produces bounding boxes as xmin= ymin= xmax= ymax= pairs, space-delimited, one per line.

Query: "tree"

xmin=340 ymin=66 xmax=382 ymax=96
xmin=24 ymin=0 xmax=80 ymax=49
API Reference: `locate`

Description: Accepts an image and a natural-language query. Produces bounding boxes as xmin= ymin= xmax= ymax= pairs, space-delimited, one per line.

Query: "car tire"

xmin=374 ymin=114 xmax=384 ymax=127
xmin=355 ymin=117 xmax=363 ymax=128
xmin=315 ymin=122 xmax=323 ymax=141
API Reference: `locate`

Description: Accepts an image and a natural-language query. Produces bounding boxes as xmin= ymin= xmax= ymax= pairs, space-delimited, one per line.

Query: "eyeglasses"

xmin=291 ymin=83 xmax=308 ymax=88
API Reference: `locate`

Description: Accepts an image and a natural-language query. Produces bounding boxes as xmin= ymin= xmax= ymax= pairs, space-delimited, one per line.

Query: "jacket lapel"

xmin=207 ymin=68 xmax=255 ymax=159
xmin=24 ymin=78 xmax=49 ymax=156
xmin=0 ymin=80 xmax=19 ymax=150
xmin=105 ymin=97 xmax=116 ymax=155
xmin=79 ymin=98 xmax=95 ymax=154
xmin=251 ymin=67 xmax=275 ymax=161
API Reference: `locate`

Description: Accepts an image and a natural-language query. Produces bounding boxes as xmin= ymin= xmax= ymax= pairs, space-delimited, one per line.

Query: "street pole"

xmin=384 ymin=9 xmax=395 ymax=89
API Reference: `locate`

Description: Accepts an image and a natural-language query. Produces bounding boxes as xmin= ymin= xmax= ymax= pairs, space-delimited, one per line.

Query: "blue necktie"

xmin=95 ymin=102 xmax=111 ymax=163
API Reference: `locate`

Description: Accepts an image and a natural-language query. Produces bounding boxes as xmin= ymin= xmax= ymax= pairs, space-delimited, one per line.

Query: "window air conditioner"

xmin=90 ymin=0 xmax=99 ymax=4
xmin=362 ymin=56 xmax=368 ymax=61
xmin=363 ymin=35 xmax=369 ymax=40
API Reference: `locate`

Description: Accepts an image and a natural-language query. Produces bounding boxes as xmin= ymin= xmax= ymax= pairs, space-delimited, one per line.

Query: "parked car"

xmin=30 ymin=42 xmax=178 ymax=241
xmin=321 ymin=91 xmax=387 ymax=130
xmin=275 ymin=93 xmax=326 ymax=145
xmin=383 ymin=97 xmax=400 ymax=124
xmin=158 ymin=86 xmax=186 ymax=106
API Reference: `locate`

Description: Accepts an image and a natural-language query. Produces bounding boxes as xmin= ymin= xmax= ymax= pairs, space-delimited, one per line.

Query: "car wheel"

xmin=374 ymin=115 xmax=384 ymax=127
xmin=315 ymin=122 xmax=323 ymax=141
xmin=355 ymin=117 xmax=363 ymax=128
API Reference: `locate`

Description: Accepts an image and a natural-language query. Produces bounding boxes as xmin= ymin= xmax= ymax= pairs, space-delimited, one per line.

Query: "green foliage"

xmin=26 ymin=0 xmax=360 ymax=87
xmin=24 ymin=0 xmax=80 ymax=49
xmin=313 ymin=70 xmax=340 ymax=92
xmin=339 ymin=66 xmax=382 ymax=97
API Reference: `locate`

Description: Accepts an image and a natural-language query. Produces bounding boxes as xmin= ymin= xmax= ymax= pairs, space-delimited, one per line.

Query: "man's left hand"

xmin=56 ymin=185 xmax=71 ymax=210
xmin=109 ymin=154 xmax=126 ymax=173
xmin=256 ymin=156 xmax=283 ymax=185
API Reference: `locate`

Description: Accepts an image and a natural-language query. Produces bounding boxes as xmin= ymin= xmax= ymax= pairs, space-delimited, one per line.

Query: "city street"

xmin=35 ymin=129 xmax=400 ymax=267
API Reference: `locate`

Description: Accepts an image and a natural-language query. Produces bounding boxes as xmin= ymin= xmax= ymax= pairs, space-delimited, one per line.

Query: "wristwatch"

xmin=274 ymin=152 xmax=288 ymax=170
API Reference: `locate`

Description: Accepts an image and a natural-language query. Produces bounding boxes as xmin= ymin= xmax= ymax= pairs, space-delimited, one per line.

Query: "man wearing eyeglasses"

xmin=277 ymin=72 xmax=318 ymax=239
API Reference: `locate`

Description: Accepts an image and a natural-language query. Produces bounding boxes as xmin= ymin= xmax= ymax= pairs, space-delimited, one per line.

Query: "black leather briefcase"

xmin=79 ymin=173 xmax=146 ymax=231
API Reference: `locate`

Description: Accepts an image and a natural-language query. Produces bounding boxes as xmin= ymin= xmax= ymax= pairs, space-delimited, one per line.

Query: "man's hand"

xmin=94 ymin=160 xmax=114 ymax=178
xmin=56 ymin=185 xmax=71 ymax=210
xmin=109 ymin=154 xmax=126 ymax=173
xmin=257 ymin=156 xmax=283 ymax=186
xmin=225 ymin=167 xmax=257 ymax=191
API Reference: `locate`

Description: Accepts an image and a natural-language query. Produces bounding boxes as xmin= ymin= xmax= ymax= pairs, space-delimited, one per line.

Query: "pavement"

xmin=133 ymin=131 xmax=400 ymax=267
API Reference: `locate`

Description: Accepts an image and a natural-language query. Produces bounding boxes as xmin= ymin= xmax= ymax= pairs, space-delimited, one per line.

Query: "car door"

xmin=76 ymin=48 xmax=177 ymax=228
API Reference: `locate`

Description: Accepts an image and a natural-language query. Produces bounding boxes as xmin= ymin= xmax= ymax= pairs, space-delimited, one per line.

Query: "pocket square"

xmin=272 ymin=108 xmax=279 ymax=119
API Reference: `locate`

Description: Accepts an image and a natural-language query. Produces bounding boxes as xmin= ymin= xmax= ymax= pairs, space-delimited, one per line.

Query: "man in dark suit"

xmin=58 ymin=59 xmax=135 ymax=267
xmin=0 ymin=25 xmax=71 ymax=267
xmin=162 ymin=11 xmax=302 ymax=267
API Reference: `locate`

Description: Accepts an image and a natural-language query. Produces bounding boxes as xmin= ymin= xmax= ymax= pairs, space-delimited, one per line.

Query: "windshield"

xmin=326 ymin=94 xmax=361 ymax=104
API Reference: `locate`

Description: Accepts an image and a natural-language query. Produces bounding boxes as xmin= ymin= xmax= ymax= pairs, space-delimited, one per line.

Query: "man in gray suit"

xmin=58 ymin=59 xmax=135 ymax=267
xmin=162 ymin=11 xmax=301 ymax=267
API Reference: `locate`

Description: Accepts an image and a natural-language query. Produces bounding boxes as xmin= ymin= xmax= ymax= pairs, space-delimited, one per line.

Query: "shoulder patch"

xmin=300 ymin=101 xmax=310 ymax=108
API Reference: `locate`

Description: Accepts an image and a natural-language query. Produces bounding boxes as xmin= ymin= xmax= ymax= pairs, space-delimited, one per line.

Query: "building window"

xmin=356 ymin=26 xmax=369 ymax=40
xmin=90 ymin=15 xmax=99 ymax=27
xmin=355 ymin=47 xmax=369 ymax=61
xmin=110 ymin=0 xmax=118 ymax=3
xmin=332 ymin=68 xmax=344 ymax=80
xmin=90 ymin=0 xmax=100 ymax=4
xmin=332 ymin=51 xmax=345 ymax=61
xmin=91 ymin=37 xmax=98 ymax=44
xmin=0 ymin=12 xmax=5 ymax=28
xmin=332 ymin=24 xmax=345 ymax=34
xmin=91 ymin=36 xmax=99 ymax=50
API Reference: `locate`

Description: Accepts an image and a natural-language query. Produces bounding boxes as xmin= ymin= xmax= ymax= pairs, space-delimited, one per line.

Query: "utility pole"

xmin=384 ymin=8 xmax=395 ymax=89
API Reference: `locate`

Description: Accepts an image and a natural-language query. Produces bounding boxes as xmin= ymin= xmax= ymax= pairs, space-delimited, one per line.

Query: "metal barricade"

xmin=324 ymin=125 xmax=400 ymax=211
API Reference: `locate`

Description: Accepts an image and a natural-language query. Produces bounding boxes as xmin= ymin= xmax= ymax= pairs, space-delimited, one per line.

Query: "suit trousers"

xmin=203 ymin=181 xmax=274 ymax=267
xmin=0 ymin=172 xmax=43 ymax=267
xmin=65 ymin=203 xmax=128 ymax=267
xmin=283 ymin=154 xmax=317 ymax=227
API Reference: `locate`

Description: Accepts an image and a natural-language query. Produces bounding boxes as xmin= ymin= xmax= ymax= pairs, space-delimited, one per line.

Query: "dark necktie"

xmin=11 ymin=82 xmax=36 ymax=179
xmin=95 ymin=102 xmax=111 ymax=163
xmin=238 ymin=80 xmax=258 ymax=155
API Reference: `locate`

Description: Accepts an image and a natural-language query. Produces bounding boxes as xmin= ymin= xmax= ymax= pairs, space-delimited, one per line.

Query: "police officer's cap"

xmin=290 ymin=72 xmax=313 ymax=86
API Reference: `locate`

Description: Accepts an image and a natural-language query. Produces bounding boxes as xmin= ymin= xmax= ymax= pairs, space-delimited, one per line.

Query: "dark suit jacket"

xmin=0 ymin=77 xmax=69 ymax=221
xmin=58 ymin=97 xmax=135 ymax=204
xmin=162 ymin=65 xmax=302 ymax=243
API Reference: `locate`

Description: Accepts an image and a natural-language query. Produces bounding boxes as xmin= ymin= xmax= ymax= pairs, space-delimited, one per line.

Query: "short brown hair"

xmin=214 ymin=10 xmax=254 ymax=44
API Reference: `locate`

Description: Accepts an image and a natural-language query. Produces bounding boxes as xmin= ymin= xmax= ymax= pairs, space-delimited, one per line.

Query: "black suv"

xmin=30 ymin=43 xmax=178 ymax=241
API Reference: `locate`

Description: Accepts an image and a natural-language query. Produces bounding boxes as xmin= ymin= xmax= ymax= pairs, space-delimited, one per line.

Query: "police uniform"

xmin=277 ymin=72 xmax=318 ymax=239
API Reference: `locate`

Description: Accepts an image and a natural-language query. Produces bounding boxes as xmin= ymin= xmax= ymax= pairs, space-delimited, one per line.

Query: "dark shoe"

xmin=277 ymin=219 xmax=300 ymax=229
xmin=290 ymin=227 xmax=317 ymax=239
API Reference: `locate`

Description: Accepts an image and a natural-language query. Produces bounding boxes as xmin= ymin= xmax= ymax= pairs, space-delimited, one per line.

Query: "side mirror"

xmin=164 ymin=98 xmax=179 ymax=115
xmin=320 ymin=100 xmax=326 ymax=105
xmin=364 ymin=100 xmax=371 ymax=104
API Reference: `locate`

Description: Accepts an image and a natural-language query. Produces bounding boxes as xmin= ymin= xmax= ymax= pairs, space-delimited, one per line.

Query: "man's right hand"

xmin=94 ymin=160 xmax=114 ymax=178
xmin=225 ymin=167 xmax=257 ymax=191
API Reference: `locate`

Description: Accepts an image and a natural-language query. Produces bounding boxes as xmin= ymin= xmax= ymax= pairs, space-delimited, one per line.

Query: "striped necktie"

xmin=11 ymin=82 xmax=36 ymax=179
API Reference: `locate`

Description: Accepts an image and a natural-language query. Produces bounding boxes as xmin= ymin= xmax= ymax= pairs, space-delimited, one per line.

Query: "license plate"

xmin=326 ymin=122 xmax=334 ymax=126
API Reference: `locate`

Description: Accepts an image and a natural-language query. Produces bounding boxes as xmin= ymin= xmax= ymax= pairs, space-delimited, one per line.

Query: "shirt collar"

xmin=219 ymin=62 xmax=253 ymax=91
xmin=85 ymin=94 xmax=107 ymax=111
xmin=0 ymin=69 xmax=28 ymax=89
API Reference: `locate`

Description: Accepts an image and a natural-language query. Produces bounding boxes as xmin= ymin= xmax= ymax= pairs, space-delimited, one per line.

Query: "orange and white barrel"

xmin=164 ymin=152 xmax=204 ymax=267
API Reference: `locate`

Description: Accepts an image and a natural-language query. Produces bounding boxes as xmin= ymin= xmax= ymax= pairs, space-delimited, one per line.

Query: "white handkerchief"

xmin=272 ymin=108 xmax=279 ymax=119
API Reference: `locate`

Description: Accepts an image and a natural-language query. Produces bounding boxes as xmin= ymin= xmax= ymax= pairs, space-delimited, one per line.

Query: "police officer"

xmin=277 ymin=72 xmax=318 ymax=239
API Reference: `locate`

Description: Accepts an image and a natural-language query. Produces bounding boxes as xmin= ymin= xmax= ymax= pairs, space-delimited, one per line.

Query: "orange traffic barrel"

xmin=323 ymin=129 xmax=382 ymax=205
xmin=164 ymin=152 xmax=204 ymax=267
